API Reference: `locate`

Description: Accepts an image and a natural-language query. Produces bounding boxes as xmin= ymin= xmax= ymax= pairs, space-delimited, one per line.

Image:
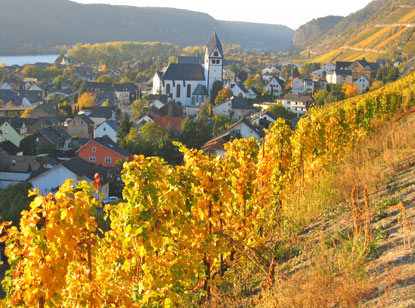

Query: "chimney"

xmin=168 ymin=102 xmax=172 ymax=117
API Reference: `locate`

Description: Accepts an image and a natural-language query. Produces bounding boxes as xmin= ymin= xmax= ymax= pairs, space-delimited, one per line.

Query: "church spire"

xmin=206 ymin=29 xmax=223 ymax=56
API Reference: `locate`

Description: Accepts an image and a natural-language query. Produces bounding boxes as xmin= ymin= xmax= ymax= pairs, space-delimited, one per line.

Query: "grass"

xmin=196 ymin=111 xmax=415 ymax=308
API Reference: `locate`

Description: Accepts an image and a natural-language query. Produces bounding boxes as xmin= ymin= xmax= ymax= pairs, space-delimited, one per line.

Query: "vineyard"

xmin=1 ymin=73 xmax=415 ymax=307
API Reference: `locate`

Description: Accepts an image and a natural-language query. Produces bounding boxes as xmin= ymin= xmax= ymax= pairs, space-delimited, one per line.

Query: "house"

xmin=152 ymin=31 xmax=223 ymax=105
xmin=250 ymin=111 xmax=277 ymax=129
xmin=28 ymin=103 xmax=59 ymax=118
xmin=201 ymin=118 xmax=263 ymax=156
xmin=94 ymin=120 xmax=119 ymax=143
xmin=37 ymin=127 xmax=72 ymax=150
xmin=228 ymin=83 xmax=258 ymax=99
xmin=226 ymin=118 xmax=263 ymax=139
xmin=87 ymin=107 xmax=116 ymax=126
xmin=78 ymin=135 xmax=131 ymax=167
xmin=0 ymin=118 xmax=35 ymax=146
xmin=291 ymin=78 xmax=305 ymax=95
xmin=148 ymin=94 xmax=168 ymax=110
xmin=0 ymin=89 xmax=32 ymax=107
xmin=326 ymin=69 xmax=353 ymax=84
xmin=28 ymin=157 xmax=110 ymax=197
xmin=324 ymin=62 xmax=335 ymax=73
xmin=279 ymin=94 xmax=315 ymax=117
xmin=265 ymin=77 xmax=284 ymax=97
xmin=201 ymin=134 xmax=229 ymax=156
xmin=113 ymin=83 xmax=140 ymax=104
xmin=73 ymin=66 xmax=95 ymax=81
xmin=348 ymin=58 xmax=379 ymax=81
xmin=153 ymin=116 xmax=183 ymax=131
xmin=354 ymin=75 xmax=370 ymax=93
xmin=327 ymin=59 xmax=379 ymax=84
xmin=66 ymin=114 xmax=95 ymax=139
xmin=135 ymin=112 xmax=155 ymax=129
xmin=213 ymin=97 xmax=256 ymax=121
xmin=157 ymin=101 xmax=183 ymax=118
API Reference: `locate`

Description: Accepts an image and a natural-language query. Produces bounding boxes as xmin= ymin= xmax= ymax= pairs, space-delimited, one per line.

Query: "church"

xmin=151 ymin=31 xmax=224 ymax=106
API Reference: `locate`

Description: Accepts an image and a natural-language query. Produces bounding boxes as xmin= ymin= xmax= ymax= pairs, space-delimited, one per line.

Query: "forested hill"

xmin=291 ymin=16 xmax=344 ymax=51
xmin=0 ymin=0 xmax=294 ymax=55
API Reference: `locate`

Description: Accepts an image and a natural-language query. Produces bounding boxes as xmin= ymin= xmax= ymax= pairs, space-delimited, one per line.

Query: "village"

xmin=0 ymin=31 xmax=402 ymax=200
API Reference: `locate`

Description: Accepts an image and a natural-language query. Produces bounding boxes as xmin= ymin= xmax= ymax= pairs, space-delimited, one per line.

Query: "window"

xmin=176 ymin=84 xmax=181 ymax=97
xmin=80 ymin=121 xmax=84 ymax=126
xmin=105 ymin=157 xmax=112 ymax=163
xmin=217 ymin=60 xmax=221 ymax=65
xmin=187 ymin=84 xmax=191 ymax=98
xmin=103 ymin=127 xmax=106 ymax=131
xmin=89 ymin=156 xmax=96 ymax=162
xmin=92 ymin=147 xmax=96 ymax=152
xmin=214 ymin=51 xmax=218 ymax=56
xmin=166 ymin=84 xmax=171 ymax=94
xmin=211 ymin=59 xmax=215 ymax=64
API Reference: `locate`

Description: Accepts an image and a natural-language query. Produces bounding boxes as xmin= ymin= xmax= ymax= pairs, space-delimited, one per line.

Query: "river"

xmin=0 ymin=55 xmax=60 ymax=66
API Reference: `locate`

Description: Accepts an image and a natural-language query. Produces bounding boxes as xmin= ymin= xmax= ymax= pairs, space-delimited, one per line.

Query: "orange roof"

xmin=153 ymin=116 xmax=183 ymax=131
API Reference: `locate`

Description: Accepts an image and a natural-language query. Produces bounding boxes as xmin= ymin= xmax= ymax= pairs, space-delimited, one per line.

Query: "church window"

xmin=176 ymin=84 xmax=181 ymax=97
xmin=187 ymin=84 xmax=191 ymax=98
xmin=166 ymin=84 xmax=171 ymax=94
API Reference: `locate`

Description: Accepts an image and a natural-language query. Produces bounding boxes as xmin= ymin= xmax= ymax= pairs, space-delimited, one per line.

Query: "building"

xmin=94 ymin=120 xmax=119 ymax=143
xmin=78 ymin=135 xmax=131 ymax=167
xmin=152 ymin=31 xmax=223 ymax=106
xmin=279 ymin=94 xmax=314 ymax=117
xmin=28 ymin=157 xmax=110 ymax=197
xmin=213 ymin=97 xmax=256 ymax=121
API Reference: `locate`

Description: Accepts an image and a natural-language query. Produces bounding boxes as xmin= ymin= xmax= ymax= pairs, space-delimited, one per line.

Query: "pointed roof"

xmin=206 ymin=30 xmax=223 ymax=56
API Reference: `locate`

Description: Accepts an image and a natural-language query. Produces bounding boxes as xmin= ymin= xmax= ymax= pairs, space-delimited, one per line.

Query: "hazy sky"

xmin=73 ymin=0 xmax=373 ymax=29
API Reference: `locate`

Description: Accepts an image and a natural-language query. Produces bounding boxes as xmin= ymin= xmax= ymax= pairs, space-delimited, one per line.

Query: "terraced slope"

xmin=298 ymin=0 xmax=415 ymax=62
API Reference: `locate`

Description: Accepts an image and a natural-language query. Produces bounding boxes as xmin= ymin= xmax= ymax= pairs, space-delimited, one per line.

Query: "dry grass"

xmin=197 ymin=113 xmax=415 ymax=308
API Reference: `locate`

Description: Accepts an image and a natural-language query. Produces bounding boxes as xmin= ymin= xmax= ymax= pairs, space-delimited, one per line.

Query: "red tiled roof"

xmin=153 ymin=116 xmax=183 ymax=131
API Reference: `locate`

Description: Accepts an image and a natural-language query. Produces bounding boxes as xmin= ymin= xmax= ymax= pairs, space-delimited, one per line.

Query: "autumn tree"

xmin=77 ymin=92 xmax=95 ymax=110
xmin=244 ymin=75 xmax=265 ymax=94
xmin=210 ymin=80 xmax=223 ymax=104
xmin=131 ymin=99 xmax=148 ymax=120
xmin=342 ymin=83 xmax=359 ymax=98
xmin=214 ymin=88 xmax=233 ymax=105
xmin=20 ymin=109 xmax=31 ymax=118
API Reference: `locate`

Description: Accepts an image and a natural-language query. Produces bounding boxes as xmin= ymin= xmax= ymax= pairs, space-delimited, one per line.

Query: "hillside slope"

xmin=291 ymin=15 xmax=343 ymax=51
xmin=297 ymin=0 xmax=415 ymax=62
xmin=0 ymin=0 xmax=294 ymax=55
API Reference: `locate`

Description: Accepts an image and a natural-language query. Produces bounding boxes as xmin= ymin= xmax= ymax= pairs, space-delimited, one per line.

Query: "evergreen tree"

xmin=117 ymin=112 xmax=132 ymax=147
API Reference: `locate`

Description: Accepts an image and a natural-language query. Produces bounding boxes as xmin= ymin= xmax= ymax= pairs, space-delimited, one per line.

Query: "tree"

xmin=117 ymin=112 xmax=132 ymax=147
xmin=131 ymin=99 xmax=148 ymax=120
xmin=212 ymin=114 xmax=232 ymax=137
xmin=20 ymin=109 xmax=31 ymax=118
xmin=180 ymin=116 xmax=212 ymax=149
xmin=314 ymin=89 xmax=329 ymax=106
xmin=210 ymin=80 xmax=223 ymax=104
xmin=267 ymin=103 xmax=295 ymax=122
xmin=214 ymin=88 xmax=233 ymax=105
xmin=77 ymin=92 xmax=95 ymax=110
xmin=0 ymin=182 xmax=34 ymax=226
xmin=325 ymin=84 xmax=345 ymax=103
xmin=102 ymin=99 xmax=112 ymax=107
xmin=244 ymin=75 xmax=265 ymax=95
xmin=95 ymin=75 xmax=113 ymax=83
xmin=342 ymin=83 xmax=359 ymax=98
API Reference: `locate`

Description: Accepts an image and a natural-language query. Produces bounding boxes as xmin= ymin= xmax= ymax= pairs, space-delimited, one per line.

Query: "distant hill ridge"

xmin=0 ymin=0 xmax=294 ymax=55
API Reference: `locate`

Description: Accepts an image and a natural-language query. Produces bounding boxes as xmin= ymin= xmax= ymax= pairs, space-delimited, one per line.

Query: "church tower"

xmin=204 ymin=30 xmax=223 ymax=94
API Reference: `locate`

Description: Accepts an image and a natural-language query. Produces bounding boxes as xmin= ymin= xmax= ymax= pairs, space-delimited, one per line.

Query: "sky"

xmin=73 ymin=0 xmax=373 ymax=29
